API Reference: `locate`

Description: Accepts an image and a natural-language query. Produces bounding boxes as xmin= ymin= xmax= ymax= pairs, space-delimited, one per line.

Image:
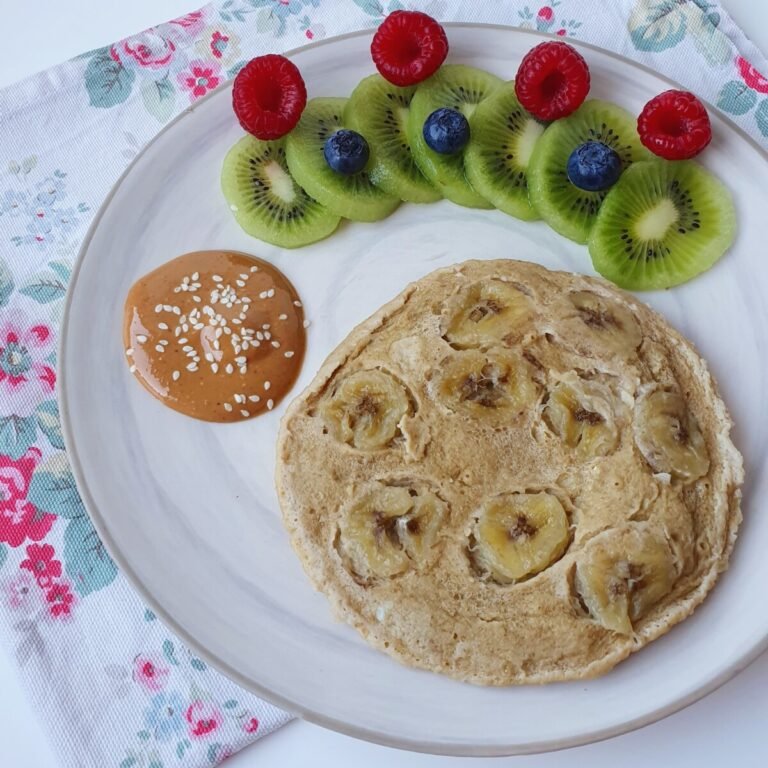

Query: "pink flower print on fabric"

xmin=177 ymin=61 xmax=222 ymax=101
xmin=46 ymin=581 xmax=75 ymax=619
xmin=20 ymin=543 xmax=62 ymax=588
xmin=0 ymin=449 xmax=54 ymax=548
xmin=737 ymin=56 xmax=768 ymax=94
xmin=0 ymin=310 xmax=56 ymax=417
xmin=132 ymin=653 xmax=171 ymax=693
xmin=3 ymin=570 xmax=41 ymax=613
xmin=185 ymin=700 xmax=223 ymax=739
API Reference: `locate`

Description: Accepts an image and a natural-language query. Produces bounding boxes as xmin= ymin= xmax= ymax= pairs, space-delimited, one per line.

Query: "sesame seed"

xmin=239 ymin=366 xmax=247 ymax=375
xmin=163 ymin=304 xmax=172 ymax=312
xmin=234 ymin=394 xmax=244 ymax=404
xmin=264 ymin=332 xmax=272 ymax=340
xmin=136 ymin=334 xmax=148 ymax=344
xmin=125 ymin=348 xmax=133 ymax=356
xmin=172 ymin=371 xmax=180 ymax=381
xmin=223 ymin=403 xmax=233 ymax=412
xmin=236 ymin=280 xmax=246 ymax=288
xmin=192 ymin=272 xmax=199 ymax=280
xmin=213 ymin=340 xmax=221 ymax=351
xmin=154 ymin=304 xmax=163 ymax=313
xmin=259 ymin=291 xmax=267 ymax=299
xmin=129 ymin=365 xmax=137 ymax=373
xmin=248 ymin=395 xmax=260 ymax=403
xmin=159 ymin=340 xmax=169 ymax=346
xmin=267 ymin=289 xmax=275 ymax=298
xmin=235 ymin=356 xmax=246 ymax=364
xmin=186 ymin=362 xmax=197 ymax=371
xmin=271 ymin=341 xmax=280 ymax=348
xmin=264 ymin=381 xmax=271 ymax=391
xmin=158 ymin=322 xmax=169 ymax=330
xmin=250 ymin=266 xmax=259 ymax=273
xmin=155 ymin=344 xmax=164 ymax=353
xmin=213 ymin=274 xmax=222 ymax=282
xmin=303 ymin=320 xmax=310 ymax=328
xmin=174 ymin=327 xmax=181 ymax=337
xmin=262 ymin=324 xmax=270 ymax=330
xmin=232 ymin=318 xmax=242 ymax=325
xmin=267 ymin=399 xmax=274 ymax=410
xmin=256 ymin=331 xmax=264 ymax=341
xmin=205 ymin=353 xmax=214 ymax=363
xmin=182 ymin=345 xmax=193 ymax=352
xmin=284 ymin=351 xmax=294 ymax=358
xmin=278 ymin=314 xmax=288 ymax=321
xmin=172 ymin=306 xmax=181 ymax=315
xmin=293 ymin=300 xmax=302 ymax=307
xmin=240 ymin=410 xmax=250 ymax=418
xmin=211 ymin=363 xmax=219 ymax=374
xmin=225 ymin=363 xmax=234 ymax=374
xmin=182 ymin=324 xmax=189 ymax=333
xmin=194 ymin=323 xmax=205 ymax=331
xmin=242 ymin=297 xmax=252 ymax=304
xmin=179 ymin=337 xmax=188 ymax=344
xmin=192 ymin=295 xmax=201 ymax=303
xmin=239 ymin=273 xmax=249 ymax=280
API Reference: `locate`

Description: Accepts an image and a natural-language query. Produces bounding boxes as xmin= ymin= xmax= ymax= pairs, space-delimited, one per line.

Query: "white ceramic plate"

xmin=60 ymin=25 xmax=768 ymax=756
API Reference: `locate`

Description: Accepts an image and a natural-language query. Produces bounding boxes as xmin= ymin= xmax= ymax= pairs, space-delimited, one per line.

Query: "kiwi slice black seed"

xmin=221 ymin=135 xmax=340 ymax=248
xmin=464 ymin=81 xmax=545 ymax=220
xmin=528 ymin=100 xmax=651 ymax=243
xmin=285 ymin=97 xmax=400 ymax=222
xmin=407 ymin=65 xmax=503 ymax=208
xmin=589 ymin=159 xmax=736 ymax=290
xmin=344 ymin=74 xmax=441 ymax=204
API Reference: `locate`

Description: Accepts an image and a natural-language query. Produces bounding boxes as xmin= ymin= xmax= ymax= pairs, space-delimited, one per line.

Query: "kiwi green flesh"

xmin=407 ymin=65 xmax=503 ymax=209
xmin=344 ymin=75 xmax=440 ymax=204
xmin=285 ymin=97 xmax=399 ymax=223
xmin=589 ymin=159 xmax=736 ymax=291
xmin=528 ymin=100 xmax=650 ymax=244
xmin=221 ymin=135 xmax=340 ymax=249
xmin=464 ymin=81 xmax=544 ymax=220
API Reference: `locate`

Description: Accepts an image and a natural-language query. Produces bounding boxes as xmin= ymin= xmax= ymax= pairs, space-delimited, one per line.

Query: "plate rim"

xmin=59 ymin=23 xmax=768 ymax=757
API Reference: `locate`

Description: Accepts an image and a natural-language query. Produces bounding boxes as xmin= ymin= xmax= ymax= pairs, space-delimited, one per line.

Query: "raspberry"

xmin=514 ymin=41 xmax=590 ymax=121
xmin=232 ymin=55 xmax=307 ymax=140
xmin=637 ymin=90 xmax=712 ymax=160
xmin=371 ymin=10 xmax=448 ymax=87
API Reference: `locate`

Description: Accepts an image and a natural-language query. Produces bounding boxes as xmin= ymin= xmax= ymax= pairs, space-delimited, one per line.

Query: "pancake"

xmin=276 ymin=259 xmax=743 ymax=684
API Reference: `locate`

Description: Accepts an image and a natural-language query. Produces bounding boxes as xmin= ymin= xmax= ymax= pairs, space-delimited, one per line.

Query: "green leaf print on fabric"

xmin=755 ymin=99 xmax=768 ymax=137
xmin=0 ymin=415 xmax=36 ymax=459
xmin=63 ymin=515 xmax=117 ymax=596
xmin=629 ymin=0 xmax=688 ymax=52
xmin=141 ymin=77 xmax=177 ymax=124
xmin=27 ymin=453 xmax=86 ymax=518
xmin=36 ymin=400 xmax=64 ymax=449
xmin=717 ymin=80 xmax=758 ymax=115
xmin=84 ymin=47 xmax=136 ymax=108
xmin=0 ymin=258 xmax=15 ymax=308
xmin=19 ymin=272 xmax=68 ymax=304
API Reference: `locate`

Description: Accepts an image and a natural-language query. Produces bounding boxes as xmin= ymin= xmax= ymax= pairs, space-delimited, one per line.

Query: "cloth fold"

xmin=0 ymin=1 xmax=766 ymax=766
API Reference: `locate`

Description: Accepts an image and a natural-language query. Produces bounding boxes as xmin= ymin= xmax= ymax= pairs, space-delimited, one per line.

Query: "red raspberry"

xmin=637 ymin=90 xmax=712 ymax=160
xmin=514 ymin=41 xmax=590 ymax=121
xmin=232 ymin=55 xmax=307 ymax=140
xmin=371 ymin=11 xmax=448 ymax=87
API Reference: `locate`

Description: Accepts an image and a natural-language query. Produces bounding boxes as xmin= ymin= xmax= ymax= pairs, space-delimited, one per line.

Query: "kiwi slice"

xmin=221 ymin=135 xmax=340 ymax=249
xmin=344 ymin=75 xmax=440 ymax=205
xmin=285 ymin=97 xmax=400 ymax=222
xmin=528 ymin=100 xmax=650 ymax=243
xmin=589 ymin=159 xmax=736 ymax=290
xmin=407 ymin=65 xmax=503 ymax=208
xmin=464 ymin=81 xmax=545 ymax=220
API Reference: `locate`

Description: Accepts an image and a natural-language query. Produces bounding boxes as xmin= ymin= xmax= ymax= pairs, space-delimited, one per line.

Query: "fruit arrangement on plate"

xmin=221 ymin=11 xmax=735 ymax=291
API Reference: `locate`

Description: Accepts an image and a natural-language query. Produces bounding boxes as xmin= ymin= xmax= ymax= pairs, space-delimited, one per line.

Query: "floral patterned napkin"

xmin=0 ymin=1 xmax=766 ymax=766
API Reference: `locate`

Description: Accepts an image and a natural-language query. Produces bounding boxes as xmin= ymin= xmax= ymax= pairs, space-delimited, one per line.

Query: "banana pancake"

xmin=276 ymin=260 xmax=743 ymax=684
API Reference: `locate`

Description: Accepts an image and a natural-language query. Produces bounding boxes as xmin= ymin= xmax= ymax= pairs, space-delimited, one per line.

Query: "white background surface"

xmin=0 ymin=1 xmax=766 ymax=766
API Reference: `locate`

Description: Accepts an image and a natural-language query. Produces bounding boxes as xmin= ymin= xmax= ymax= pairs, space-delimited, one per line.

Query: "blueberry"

xmin=323 ymin=129 xmax=370 ymax=175
xmin=423 ymin=108 xmax=470 ymax=155
xmin=566 ymin=141 xmax=622 ymax=192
